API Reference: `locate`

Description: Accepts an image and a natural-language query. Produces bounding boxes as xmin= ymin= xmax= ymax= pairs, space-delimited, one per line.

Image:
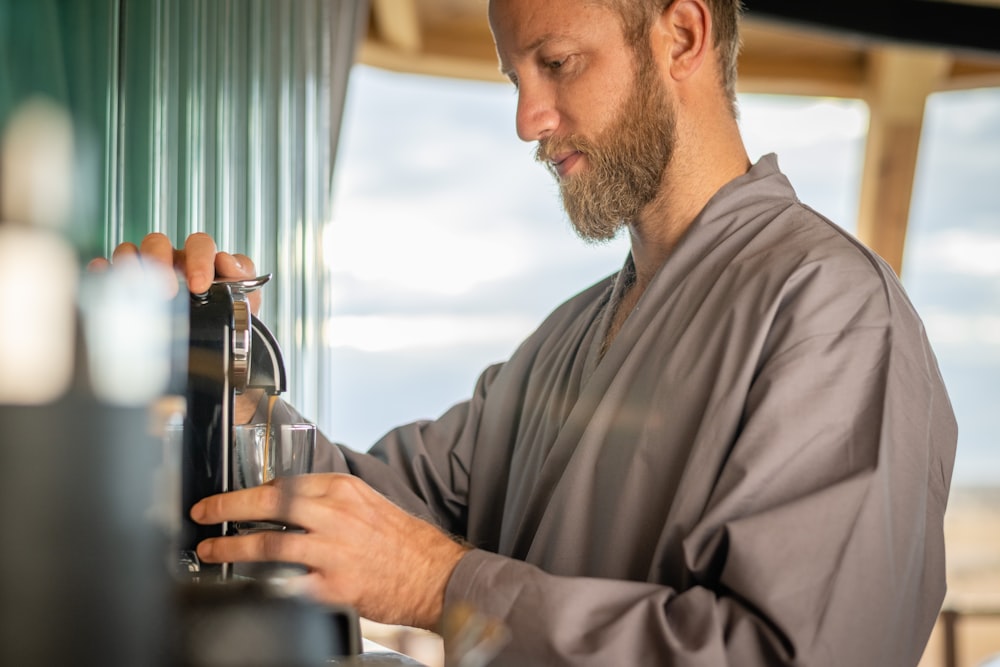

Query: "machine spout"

xmin=248 ymin=314 xmax=286 ymax=395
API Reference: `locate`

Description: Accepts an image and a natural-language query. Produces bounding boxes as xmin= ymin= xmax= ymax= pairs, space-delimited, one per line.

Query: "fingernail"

xmin=197 ymin=540 xmax=214 ymax=560
xmin=190 ymin=501 xmax=206 ymax=523
xmin=190 ymin=271 xmax=209 ymax=293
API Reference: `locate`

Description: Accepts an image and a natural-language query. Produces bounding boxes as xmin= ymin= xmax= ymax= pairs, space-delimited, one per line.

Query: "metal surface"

xmin=231 ymin=296 xmax=250 ymax=391
xmin=330 ymin=639 xmax=428 ymax=666
xmin=209 ymin=274 xmax=273 ymax=392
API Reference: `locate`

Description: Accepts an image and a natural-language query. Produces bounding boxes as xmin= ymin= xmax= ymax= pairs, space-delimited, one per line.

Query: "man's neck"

xmin=628 ymin=141 xmax=751 ymax=285
xmin=601 ymin=149 xmax=747 ymax=359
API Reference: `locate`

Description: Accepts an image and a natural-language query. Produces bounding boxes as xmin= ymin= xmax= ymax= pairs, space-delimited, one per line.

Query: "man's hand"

xmin=87 ymin=232 xmax=261 ymax=314
xmin=89 ymin=232 xmax=265 ymax=421
xmin=190 ymin=474 xmax=470 ymax=630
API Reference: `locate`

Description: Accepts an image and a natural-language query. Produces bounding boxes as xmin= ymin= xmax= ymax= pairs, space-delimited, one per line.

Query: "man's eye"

xmin=546 ymin=59 xmax=564 ymax=71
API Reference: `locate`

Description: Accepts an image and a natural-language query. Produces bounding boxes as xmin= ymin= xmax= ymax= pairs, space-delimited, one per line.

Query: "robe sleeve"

xmin=442 ymin=266 xmax=956 ymax=666
xmin=253 ymin=363 xmax=505 ymax=536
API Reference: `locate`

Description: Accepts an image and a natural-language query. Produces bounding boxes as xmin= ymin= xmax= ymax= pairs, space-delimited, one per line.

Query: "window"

xmin=905 ymin=87 xmax=1000 ymax=487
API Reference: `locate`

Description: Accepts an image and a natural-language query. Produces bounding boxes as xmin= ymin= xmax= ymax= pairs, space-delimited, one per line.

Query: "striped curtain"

xmin=114 ymin=0 xmax=364 ymax=431
xmin=3 ymin=0 xmax=364 ymax=430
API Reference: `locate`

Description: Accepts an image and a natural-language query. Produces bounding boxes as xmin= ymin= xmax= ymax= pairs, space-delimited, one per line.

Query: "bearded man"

xmin=101 ymin=0 xmax=957 ymax=664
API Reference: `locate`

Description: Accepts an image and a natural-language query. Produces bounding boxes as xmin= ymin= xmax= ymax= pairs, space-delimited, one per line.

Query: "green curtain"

xmin=0 ymin=0 xmax=119 ymax=253
xmin=0 ymin=0 xmax=366 ymax=432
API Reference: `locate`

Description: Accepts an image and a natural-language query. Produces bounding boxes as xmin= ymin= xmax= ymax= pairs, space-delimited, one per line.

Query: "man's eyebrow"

xmin=497 ymin=33 xmax=567 ymax=78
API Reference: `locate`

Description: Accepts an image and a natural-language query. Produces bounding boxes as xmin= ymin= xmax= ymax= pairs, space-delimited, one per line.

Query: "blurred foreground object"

xmin=0 ymin=96 xmax=357 ymax=665
xmin=0 ymin=98 xmax=78 ymax=405
xmin=441 ymin=602 xmax=509 ymax=667
xmin=0 ymin=97 xmax=172 ymax=664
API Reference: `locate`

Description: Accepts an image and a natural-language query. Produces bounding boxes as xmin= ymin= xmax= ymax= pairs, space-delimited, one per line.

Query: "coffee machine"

xmin=181 ymin=274 xmax=287 ymax=579
xmin=175 ymin=274 xmax=361 ymax=663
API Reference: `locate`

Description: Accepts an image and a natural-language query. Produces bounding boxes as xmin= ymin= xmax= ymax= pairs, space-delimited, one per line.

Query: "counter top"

xmin=328 ymin=639 xmax=428 ymax=666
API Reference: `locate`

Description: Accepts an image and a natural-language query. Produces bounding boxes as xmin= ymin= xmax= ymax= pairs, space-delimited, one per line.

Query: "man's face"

xmin=539 ymin=45 xmax=676 ymax=242
xmin=490 ymin=0 xmax=677 ymax=242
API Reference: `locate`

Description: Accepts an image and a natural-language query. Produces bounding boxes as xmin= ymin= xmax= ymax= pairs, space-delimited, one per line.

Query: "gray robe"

xmin=265 ymin=154 xmax=957 ymax=666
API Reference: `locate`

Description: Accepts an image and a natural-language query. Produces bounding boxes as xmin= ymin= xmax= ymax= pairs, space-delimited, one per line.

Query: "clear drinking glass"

xmin=231 ymin=422 xmax=316 ymax=582
xmin=232 ymin=422 xmax=316 ymax=533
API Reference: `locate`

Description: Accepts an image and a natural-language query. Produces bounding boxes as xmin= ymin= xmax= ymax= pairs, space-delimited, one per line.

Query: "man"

xmin=97 ymin=0 xmax=958 ymax=664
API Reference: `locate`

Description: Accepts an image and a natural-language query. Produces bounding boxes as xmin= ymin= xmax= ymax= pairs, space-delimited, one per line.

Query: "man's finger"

xmin=216 ymin=251 xmax=256 ymax=280
xmin=191 ymin=485 xmax=278 ymax=524
xmin=86 ymin=257 xmax=110 ymax=272
xmin=138 ymin=233 xmax=180 ymax=296
xmin=272 ymin=473 xmax=372 ymax=502
xmin=190 ymin=475 xmax=366 ymax=537
xmin=196 ymin=529 xmax=311 ymax=565
xmin=183 ymin=232 xmax=218 ymax=295
xmin=111 ymin=241 xmax=140 ymax=264
xmin=139 ymin=232 xmax=175 ymax=268
xmin=190 ymin=481 xmax=320 ymax=523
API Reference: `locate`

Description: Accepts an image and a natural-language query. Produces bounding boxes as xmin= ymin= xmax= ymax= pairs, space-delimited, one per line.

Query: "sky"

xmin=326 ymin=64 xmax=1000 ymax=488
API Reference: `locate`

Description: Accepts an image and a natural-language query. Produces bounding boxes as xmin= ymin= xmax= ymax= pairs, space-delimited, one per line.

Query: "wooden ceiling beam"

xmin=358 ymin=7 xmax=1000 ymax=95
xmin=856 ymin=46 xmax=953 ymax=275
xmin=359 ymin=38 xmax=505 ymax=83
xmin=942 ymin=59 xmax=1000 ymax=91
xmin=371 ymin=0 xmax=422 ymax=54
xmin=736 ymin=52 xmax=866 ymax=98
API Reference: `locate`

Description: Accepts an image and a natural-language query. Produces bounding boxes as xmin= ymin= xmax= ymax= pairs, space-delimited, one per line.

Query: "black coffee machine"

xmin=181 ymin=275 xmax=287 ymax=579
xmin=177 ymin=276 xmax=361 ymax=663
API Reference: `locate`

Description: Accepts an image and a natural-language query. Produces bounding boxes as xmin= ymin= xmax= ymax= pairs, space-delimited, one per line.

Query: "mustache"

xmin=534 ymin=137 xmax=587 ymax=165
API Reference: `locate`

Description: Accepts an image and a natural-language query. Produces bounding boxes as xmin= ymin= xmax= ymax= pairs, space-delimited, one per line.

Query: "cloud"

xmin=909 ymin=229 xmax=1000 ymax=278
xmin=325 ymin=313 xmax=538 ymax=352
xmin=927 ymin=88 xmax=1000 ymax=141
xmin=739 ymin=96 xmax=869 ymax=149
xmin=740 ymin=96 xmax=867 ymax=227
xmin=923 ymin=309 xmax=1000 ymax=349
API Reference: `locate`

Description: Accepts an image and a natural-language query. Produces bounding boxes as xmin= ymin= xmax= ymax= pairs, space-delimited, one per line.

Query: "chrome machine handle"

xmin=211 ymin=274 xmax=271 ymax=392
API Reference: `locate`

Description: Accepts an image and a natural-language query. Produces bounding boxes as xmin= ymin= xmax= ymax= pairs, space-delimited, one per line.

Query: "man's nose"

xmin=515 ymin=81 xmax=558 ymax=143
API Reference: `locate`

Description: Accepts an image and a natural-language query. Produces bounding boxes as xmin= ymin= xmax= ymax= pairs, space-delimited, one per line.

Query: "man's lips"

xmin=550 ymin=150 xmax=583 ymax=179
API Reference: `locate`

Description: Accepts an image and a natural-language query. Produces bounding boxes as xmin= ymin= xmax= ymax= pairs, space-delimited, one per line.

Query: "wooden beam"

xmin=943 ymin=58 xmax=1000 ymax=91
xmin=855 ymin=46 xmax=952 ymax=275
xmin=736 ymin=52 xmax=866 ymax=98
xmin=359 ymin=39 xmax=505 ymax=83
xmin=371 ymin=0 xmax=422 ymax=54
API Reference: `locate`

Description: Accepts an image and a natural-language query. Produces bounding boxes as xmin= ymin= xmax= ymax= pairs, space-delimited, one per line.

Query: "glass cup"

xmin=231 ymin=422 xmax=316 ymax=582
xmin=232 ymin=423 xmax=317 ymax=527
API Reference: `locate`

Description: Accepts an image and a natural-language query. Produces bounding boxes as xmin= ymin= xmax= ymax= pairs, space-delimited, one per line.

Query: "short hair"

xmin=599 ymin=0 xmax=744 ymax=113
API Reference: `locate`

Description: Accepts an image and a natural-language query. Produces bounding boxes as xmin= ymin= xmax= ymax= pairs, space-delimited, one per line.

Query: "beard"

xmin=536 ymin=48 xmax=677 ymax=242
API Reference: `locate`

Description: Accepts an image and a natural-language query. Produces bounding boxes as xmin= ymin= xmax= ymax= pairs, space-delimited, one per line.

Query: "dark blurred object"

xmin=0 ymin=394 xmax=170 ymax=665
xmin=0 ymin=96 xmax=171 ymax=665
xmin=174 ymin=579 xmax=360 ymax=666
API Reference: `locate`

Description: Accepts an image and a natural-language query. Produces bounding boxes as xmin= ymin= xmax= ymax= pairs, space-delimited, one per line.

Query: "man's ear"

xmin=651 ymin=0 xmax=710 ymax=82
